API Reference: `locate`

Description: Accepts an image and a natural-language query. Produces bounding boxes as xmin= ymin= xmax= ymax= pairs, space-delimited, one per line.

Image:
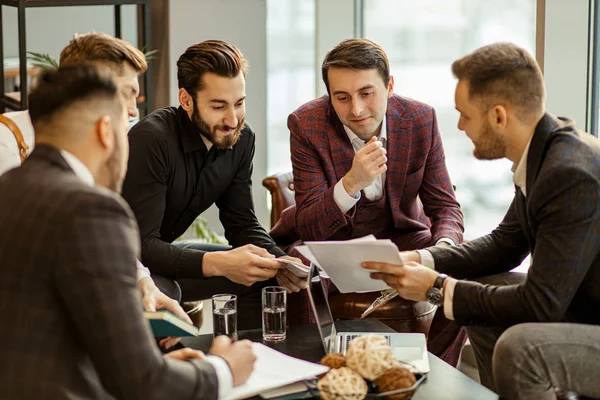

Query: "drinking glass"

xmin=212 ymin=293 xmax=237 ymax=340
xmin=262 ymin=286 xmax=287 ymax=341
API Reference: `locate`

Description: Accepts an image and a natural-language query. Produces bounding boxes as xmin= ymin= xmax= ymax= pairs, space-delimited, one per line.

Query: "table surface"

xmin=182 ymin=319 xmax=498 ymax=400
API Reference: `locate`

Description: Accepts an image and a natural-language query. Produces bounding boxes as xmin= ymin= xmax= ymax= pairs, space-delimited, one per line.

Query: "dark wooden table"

xmin=182 ymin=319 xmax=498 ymax=400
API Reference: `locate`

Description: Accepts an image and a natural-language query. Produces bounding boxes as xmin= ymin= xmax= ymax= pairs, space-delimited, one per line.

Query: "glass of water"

xmin=262 ymin=286 xmax=287 ymax=342
xmin=212 ymin=294 xmax=238 ymax=340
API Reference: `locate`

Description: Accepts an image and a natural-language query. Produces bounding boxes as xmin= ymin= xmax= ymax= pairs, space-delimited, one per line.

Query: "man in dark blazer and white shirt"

xmin=0 ymin=65 xmax=255 ymax=399
xmin=363 ymin=42 xmax=600 ymax=396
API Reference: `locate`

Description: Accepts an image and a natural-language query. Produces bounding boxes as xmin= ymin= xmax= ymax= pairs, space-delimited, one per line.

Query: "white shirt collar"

xmin=60 ymin=149 xmax=95 ymax=187
xmin=512 ymin=134 xmax=534 ymax=196
xmin=343 ymin=115 xmax=387 ymax=145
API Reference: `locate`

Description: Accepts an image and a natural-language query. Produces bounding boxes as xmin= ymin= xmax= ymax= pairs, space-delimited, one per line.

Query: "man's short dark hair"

xmin=321 ymin=38 xmax=390 ymax=92
xmin=177 ymin=40 xmax=248 ymax=96
xmin=29 ymin=64 xmax=120 ymax=128
xmin=451 ymin=42 xmax=545 ymax=120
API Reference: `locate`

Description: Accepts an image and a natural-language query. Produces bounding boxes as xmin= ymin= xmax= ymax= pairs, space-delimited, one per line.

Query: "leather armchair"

xmin=262 ymin=172 xmax=436 ymax=336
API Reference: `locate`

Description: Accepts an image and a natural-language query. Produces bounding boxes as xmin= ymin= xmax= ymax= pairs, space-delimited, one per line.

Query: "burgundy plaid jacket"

xmin=288 ymin=94 xmax=463 ymax=247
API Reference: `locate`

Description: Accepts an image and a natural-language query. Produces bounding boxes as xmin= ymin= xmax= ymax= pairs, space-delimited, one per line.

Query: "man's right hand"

xmin=209 ymin=336 xmax=256 ymax=387
xmin=343 ymin=136 xmax=387 ymax=197
xmin=202 ymin=244 xmax=284 ymax=286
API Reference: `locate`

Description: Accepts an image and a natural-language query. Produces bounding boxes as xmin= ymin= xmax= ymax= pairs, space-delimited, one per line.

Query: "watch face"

xmin=427 ymin=288 xmax=443 ymax=306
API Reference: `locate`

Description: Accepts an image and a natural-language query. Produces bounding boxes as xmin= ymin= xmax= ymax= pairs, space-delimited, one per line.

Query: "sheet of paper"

xmin=305 ymin=239 xmax=403 ymax=293
xmin=227 ymin=343 xmax=329 ymax=400
xmin=295 ymin=245 xmax=321 ymax=268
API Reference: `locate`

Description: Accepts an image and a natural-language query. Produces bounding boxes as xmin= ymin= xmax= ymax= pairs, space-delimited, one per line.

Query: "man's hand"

xmin=362 ymin=261 xmax=438 ymax=301
xmin=203 ymin=245 xmax=284 ymax=286
xmin=275 ymin=256 xmax=308 ymax=292
xmin=164 ymin=347 xmax=205 ymax=361
xmin=399 ymin=250 xmax=421 ymax=264
xmin=343 ymin=137 xmax=387 ymax=197
xmin=138 ymin=277 xmax=193 ymax=349
xmin=209 ymin=336 xmax=256 ymax=387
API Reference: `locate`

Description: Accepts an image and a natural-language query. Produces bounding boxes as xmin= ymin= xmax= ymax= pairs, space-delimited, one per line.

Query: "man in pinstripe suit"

xmin=364 ymin=43 xmax=600 ymax=396
xmin=0 ymin=65 xmax=254 ymax=399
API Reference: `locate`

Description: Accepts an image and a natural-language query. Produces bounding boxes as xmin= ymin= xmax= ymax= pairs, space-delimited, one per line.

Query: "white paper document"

xmin=304 ymin=235 xmax=403 ymax=293
xmin=227 ymin=343 xmax=329 ymax=400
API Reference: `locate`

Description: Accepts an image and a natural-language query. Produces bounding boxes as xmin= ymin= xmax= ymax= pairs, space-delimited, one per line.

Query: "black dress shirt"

xmin=122 ymin=106 xmax=284 ymax=280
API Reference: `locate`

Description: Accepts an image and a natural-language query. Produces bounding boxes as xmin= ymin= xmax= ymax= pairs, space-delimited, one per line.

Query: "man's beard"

xmin=473 ymin=121 xmax=506 ymax=160
xmin=191 ymin=99 xmax=244 ymax=149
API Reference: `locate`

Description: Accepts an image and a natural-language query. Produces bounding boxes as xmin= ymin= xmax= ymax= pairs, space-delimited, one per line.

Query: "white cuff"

xmin=333 ymin=178 xmax=360 ymax=214
xmin=416 ymin=250 xmax=436 ymax=270
xmin=136 ymin=260 xmax=151 ymax=282
xmin=205 ymin=355 xmax=234 ymax=400
xmin=443 ymin=278 xmax=457 ymax=320
xmin=436 ymin=237 xmax=456 ymax=246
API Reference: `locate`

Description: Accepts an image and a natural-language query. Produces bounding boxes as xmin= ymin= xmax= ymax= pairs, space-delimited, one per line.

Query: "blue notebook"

xmin=144 ymin=310 xmax=199 ymax=337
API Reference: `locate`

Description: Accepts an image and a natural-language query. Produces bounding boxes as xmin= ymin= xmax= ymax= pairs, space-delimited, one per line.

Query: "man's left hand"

xmin=362 ymin=261 xmax=438 ymax=302
xmin=138 ymin=277 xmax=193 ymax=349
xmin=275 ymin=256 xmax=308 ymax=292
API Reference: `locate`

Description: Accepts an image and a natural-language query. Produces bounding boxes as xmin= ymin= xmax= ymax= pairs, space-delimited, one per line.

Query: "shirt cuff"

xmin=416 ymin=250 xmax=435 ymax=270
xmin=443 ymin=278 xmax=457 ymax=320
xmin=136 ymin=260 xmax=151 ymax=282
xmin=333 ymin=178 xmax=360 ymax=214
xmin=436 ymin=237 xmax=456 ymax=246
xmin=205 ymin=355 xmax=234 ymax=400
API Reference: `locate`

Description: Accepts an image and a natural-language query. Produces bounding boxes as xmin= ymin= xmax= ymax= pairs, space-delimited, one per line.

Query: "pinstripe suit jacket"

xmin=429 ymin=113 xmax=600 ymax=327
xmin=0 ymin=145 xmax=219 ymax=400
xmin=289 ymin=94 xmax=463 ymax=249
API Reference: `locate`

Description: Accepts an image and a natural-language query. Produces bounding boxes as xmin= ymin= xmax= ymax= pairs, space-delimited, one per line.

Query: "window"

xmin=267 ymin=0 xmax=316 ymax=175
xmin=364 ymin=0 xmax=536 ymax=239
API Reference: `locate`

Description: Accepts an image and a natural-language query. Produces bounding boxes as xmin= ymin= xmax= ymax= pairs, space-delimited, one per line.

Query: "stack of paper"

xmin=275 ymin=258 xmax=311 ymax=278
xmin=227 ymin=343 xmax=329 ymax=400
xmin=297 ymin=235 xmax=403 ymax=293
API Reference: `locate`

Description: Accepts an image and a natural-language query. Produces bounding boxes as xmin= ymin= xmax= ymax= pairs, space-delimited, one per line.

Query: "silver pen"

xmin=360 ymin=288 xmax=399 ymax=318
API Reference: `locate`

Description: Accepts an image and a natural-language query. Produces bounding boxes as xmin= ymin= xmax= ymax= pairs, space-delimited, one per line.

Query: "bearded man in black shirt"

xmin=122 ymin=40 xmax=306 ymax=328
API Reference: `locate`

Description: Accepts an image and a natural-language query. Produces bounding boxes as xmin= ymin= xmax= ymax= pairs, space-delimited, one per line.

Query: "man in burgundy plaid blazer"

xmin=289 ymin=94 xmax=463 ymax=248
xmin=289 ymin=45 xmax=463 ymax=250
xmin=274 ymin=38 xmax=465 ymax=365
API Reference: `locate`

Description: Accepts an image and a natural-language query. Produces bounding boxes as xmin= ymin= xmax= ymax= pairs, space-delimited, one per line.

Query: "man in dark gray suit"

xmin=362 ymin=42 xmax=600 ymax=395
xmin=0 ymin=65 xmax=255 ymax=399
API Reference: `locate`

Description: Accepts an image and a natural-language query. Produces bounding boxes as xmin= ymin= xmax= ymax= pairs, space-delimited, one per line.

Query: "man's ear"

xmin=96 ymin=115 xmax=114 ymax=152
xmin=490 ymin=105 xmax=508 ymax=130
xmin=387 ymin=76 xmax=395 ymax=99
xmin=179 ymin=88 xmax=194 ymax=113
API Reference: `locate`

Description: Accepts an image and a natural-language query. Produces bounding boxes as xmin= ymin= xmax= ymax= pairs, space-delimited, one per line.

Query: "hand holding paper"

xmin=302 ymin=235 xmax=404 ymax=293
xmin=274 ymin=257 xmax=310 ymax=278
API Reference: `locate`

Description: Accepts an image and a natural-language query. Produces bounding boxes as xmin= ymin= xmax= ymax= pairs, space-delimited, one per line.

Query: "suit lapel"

xmin=526 ymin=113 xmax=559 ymax=191
xmin=326 ymin=103 xmax=356 ymax=179
xmin=514 ymin=186 xmax=534 ymax=250
xmin=385 ymin=97 xmax=412 ymax=202
xmin=519 ymin=113 xmax=561 ymax=249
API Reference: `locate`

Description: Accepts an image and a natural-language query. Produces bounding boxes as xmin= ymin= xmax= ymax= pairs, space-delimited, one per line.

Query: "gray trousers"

xmin=493 ymin=323 xmax=600 ymax=400
xmin=463 ymin=272 xmax=527 ymax=391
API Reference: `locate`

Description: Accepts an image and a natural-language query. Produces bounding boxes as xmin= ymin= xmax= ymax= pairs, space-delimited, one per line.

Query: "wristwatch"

xmin=426 ymin=273 xmax=448 ymax=306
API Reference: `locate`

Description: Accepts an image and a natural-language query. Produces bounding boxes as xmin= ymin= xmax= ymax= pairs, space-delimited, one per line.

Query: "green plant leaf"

xmin=143 ymin=49 xmax=159 ymax=61
xmin=26 ymin=52 xmax=59 ymax=69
